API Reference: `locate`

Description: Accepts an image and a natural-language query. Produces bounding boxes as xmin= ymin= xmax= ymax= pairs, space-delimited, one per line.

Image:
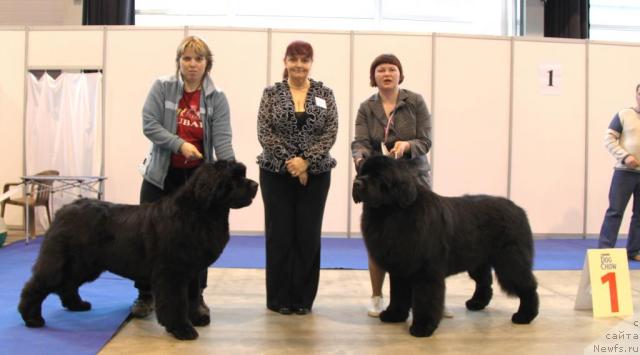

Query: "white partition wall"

xmin=270 ymin=31 xmax=351 ymax=234
xmin=586 ymin=43 xmax=640 ymax=235
xmin=432 ymin=35 xmax=511 ymax=197
xmin=350 ymin=32 xmax=432 ymax=235
xmin=189 ymin=28 xmax=268 ymax=233
xmin=5 ymin=26 xmax=640 ymax=236
xmin=28 ymin=28 xmax=103 ymax=69
xmin=0 ymin=30 xmax=26 ymax=226
xmin=104 ymin=28 xmax=184 ymax=203
xmin=511 ymin=39 xmax=586 ymax=234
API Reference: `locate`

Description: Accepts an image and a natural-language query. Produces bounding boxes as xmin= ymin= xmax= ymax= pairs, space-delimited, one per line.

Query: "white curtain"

xmin=25 ymin=72 xmax=102 ymax=229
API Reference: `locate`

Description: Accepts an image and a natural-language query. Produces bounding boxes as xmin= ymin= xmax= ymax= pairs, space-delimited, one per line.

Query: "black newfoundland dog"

xmin=352 ymin=156 xmax=538 ymax=337
xmin=18 ymin=160 xmax=258 ymax=340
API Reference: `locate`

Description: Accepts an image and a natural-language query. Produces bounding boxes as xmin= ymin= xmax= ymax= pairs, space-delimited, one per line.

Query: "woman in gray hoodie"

xmin=133 ymin=35 xmax=235 ymax=318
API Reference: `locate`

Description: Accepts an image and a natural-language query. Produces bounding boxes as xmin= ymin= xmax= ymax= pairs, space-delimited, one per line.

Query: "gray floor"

xmin=100 ymin=268 xmax=640 ymax=355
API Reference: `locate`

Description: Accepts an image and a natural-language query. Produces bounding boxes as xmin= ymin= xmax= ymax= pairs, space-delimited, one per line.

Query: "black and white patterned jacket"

xmin=257 ymin=79 xmax=338 ymax=174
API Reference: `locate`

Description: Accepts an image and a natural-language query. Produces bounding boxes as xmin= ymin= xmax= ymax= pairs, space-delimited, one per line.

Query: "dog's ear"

xmin=230 ymin=161 xmax=247 ymax=178
xmin=192 ymin=164 xmax=227 ymax=206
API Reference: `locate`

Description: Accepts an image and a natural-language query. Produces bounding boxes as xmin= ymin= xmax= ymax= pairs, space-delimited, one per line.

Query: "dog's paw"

xmin=64 ymin=300 xmax=92 ymax=312
xmin=190 ymin=313 xmax=210 ymax=327
xmin=168 ymin=325 xmax=199 ymax=340
xmin=466 ymin=288 xmax=492 ymax=311
xmin=409 ymin=323 xmax=436 ymax=337
xmin=465 ymin=298 xmax=488 ymax=311
xmin=23 ymin=316 xmax=45 ymax=328
xmin=379 ymin=309 xmax=409 ymax=323
xmin=511 ymin=310 xmax=537 ymax=324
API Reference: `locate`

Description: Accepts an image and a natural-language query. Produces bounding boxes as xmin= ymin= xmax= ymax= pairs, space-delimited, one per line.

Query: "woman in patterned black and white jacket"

xmin=257 ymin=40 xmax=338 ymax=316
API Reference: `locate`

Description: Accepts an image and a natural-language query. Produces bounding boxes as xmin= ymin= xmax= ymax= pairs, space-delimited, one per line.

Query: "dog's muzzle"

xmin=230 ymin=179 xmax=259 ymax=209
xmin=248 ymin=180 xmax=259 ymax=198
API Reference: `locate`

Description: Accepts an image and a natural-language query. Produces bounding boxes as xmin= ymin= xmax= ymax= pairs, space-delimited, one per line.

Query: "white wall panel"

xmin=432 ymin=35 xmax=510 ymax=197
xmin=104 ymin=29 xmax=184 ymax=203
xmin=189 ymin=28 xmax=268 ymax=233
xmin=511 ymin=40 xmax=586 ymax=234
xmin=271 ymin=31 xmax=351 ymax=234
xmin=28 ymin=29 xmax=103 ymax=68
xmin=350 ymin=33 xmax=432 ymax=236
xmin=0 ymin=0 xmax=65 ymax=25
xmin=586 ymin=44 xmax=640 ymax=235
xmin=8 ymin=26 xmax=640 ymax=236
xmin=0 ymin=30 xmax=26 ymax=226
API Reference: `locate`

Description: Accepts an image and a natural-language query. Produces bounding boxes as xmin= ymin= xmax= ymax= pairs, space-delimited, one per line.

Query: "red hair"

xmin=282 ymin=41 xmax=314 ymax=80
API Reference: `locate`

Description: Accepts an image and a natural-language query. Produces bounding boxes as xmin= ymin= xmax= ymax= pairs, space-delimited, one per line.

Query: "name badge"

xmin=315 ymin=97 xmax=326 ymax=109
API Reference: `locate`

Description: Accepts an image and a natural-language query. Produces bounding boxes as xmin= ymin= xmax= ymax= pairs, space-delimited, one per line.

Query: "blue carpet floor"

xmin=0 ymin=235 xmax=638 ymax=355
xmin=216 ymin=236 xmax=640 ymax=270
xmin=0 ymin=237 xmax=136 ymax=355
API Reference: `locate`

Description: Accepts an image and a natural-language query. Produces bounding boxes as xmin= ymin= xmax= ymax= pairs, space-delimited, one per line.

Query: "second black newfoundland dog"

xmin=352 ymin=156 xmax=538 ymax=337
xmin=18 ymin=160 xmax=258 ymax=340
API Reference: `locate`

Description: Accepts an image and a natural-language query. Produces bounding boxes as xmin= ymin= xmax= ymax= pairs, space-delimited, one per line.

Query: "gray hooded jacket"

xmin=141 ymin=74 xmax=235 ymax=189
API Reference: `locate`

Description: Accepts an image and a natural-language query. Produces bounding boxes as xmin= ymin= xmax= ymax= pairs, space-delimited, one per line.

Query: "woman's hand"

xmin=286 ymin=157 xmax=309 ymax=177
xmin=179 ymin=142 xmax=203 ymax=161
xmin=389 ymin=141 xmax=410 ymax=159
xmin=298 ymin=171 xmax=308 ymax=186
xmin=624 ymin=155 xmax=640 ymax=169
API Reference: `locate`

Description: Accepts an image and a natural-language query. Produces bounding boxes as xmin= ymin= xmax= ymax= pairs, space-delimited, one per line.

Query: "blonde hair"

xmin=175 ymin=36 xmax=213 ymax=76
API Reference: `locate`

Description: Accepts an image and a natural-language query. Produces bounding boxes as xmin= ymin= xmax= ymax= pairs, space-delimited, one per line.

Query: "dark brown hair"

xmin=282 ymin=40 xmax=314 ymax=80
xmin=369 ymin=53 xmax=404 ymax=87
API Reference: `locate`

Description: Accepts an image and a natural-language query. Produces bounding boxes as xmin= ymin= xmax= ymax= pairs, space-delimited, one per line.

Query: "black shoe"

xmin=267 ymin=304 xmax=293 ymax=315
xmin=294 ymin=307 xmax=310 ymax=315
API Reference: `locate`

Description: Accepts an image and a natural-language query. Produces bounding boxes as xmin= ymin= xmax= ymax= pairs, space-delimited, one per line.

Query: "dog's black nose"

xmin=249 ymin=180 xmax=259 ymax=197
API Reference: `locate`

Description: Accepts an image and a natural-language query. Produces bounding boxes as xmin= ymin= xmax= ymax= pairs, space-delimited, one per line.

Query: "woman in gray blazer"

xmin=351 ymin=53 xmax=441 ymax=317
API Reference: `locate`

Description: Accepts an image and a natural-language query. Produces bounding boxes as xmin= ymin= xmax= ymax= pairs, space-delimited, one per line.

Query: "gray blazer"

xmin=351 ymin=89 xmax=432 ymax=175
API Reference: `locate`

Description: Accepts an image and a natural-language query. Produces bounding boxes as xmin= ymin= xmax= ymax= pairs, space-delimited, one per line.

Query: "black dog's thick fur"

xmin=18 ymin=161 xmax=258 ymax=340
xmin=352 ymin=156 xmax=538 ymax=337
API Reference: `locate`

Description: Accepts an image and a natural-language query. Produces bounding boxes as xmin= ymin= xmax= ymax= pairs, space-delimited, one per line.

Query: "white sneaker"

xmin=367 ymin=296 xmax=384 ymax=317
xmin=443 ymin=306 xmax=454 ymax=318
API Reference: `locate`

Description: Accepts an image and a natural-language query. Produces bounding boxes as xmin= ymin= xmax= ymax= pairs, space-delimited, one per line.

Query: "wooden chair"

xmin=1 ymin=170 xmax=60 ymax=236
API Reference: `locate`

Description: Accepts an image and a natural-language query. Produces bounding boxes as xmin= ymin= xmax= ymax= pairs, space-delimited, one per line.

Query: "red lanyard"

xmin=383 ymin=111 xmax=395 ymax=143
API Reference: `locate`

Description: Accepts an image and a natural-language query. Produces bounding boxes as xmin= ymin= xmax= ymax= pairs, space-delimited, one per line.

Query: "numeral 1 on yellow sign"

xmin=575 ymin=248 xmax=633 ymax=318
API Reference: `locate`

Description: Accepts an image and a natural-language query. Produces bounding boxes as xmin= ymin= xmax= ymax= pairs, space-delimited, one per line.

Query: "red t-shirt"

xmin=171 ymin=89 xmax=204 ymax=168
